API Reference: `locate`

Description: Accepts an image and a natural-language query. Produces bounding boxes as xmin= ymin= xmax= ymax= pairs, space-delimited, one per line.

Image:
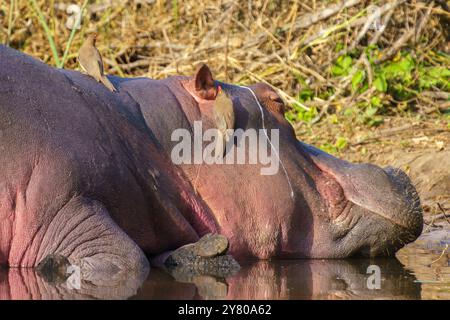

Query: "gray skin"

xmin=0 ymin=46 xmax=422 ymax=288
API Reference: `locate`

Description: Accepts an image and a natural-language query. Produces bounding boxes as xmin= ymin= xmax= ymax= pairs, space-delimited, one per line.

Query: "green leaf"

xmin=427 ymin=66 xmax=450 ymax=78
xmin=341 ymin=56 xmax=353 ymax=70
xmin=335 ymin=42 xmax=344 ymax=52
xmin=418 ymin=67 xmax=450 ymax=90
xmin=331 ymin=65 xmax=344 ymax=76
xmin=298 ymin=88 xmax=314 ymax=102
xmin=382 ymin=54 xmax=414 ymax=82
xmin=351 ymin=70 xmax=365 ymax=92
xmin=373 ymin=75 xmax=387 ymax=92
xmin=331 ymin=55 xmax=353 ymax=76
xmin=365 ymin=106 xmax=378 ymax=117
xmin=319 ymin=143 xmax=337 ymax=155
xmin=370 ymin=96 xmax=382 ymax=107
xmin=335 ymin=137 xmax=348 ymax=150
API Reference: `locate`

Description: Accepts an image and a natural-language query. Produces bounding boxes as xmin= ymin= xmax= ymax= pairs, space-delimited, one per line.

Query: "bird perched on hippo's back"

xmin=213 ymin=86 xmax=235 ymax=158
xmin=78 ymin=33 xmax=116 ymax=92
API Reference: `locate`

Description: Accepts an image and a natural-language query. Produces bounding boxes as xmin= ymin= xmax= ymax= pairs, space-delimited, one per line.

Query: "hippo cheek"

xmin=299 ymin=142 xmax=423 ymax=257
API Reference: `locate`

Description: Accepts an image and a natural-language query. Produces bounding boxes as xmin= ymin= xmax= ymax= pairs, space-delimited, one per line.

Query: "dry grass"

xmin=0 ymin=0 xmax=449 ymax=119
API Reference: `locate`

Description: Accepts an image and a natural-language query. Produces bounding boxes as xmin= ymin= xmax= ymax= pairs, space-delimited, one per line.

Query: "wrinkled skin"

xmin=0 ymin=46 xmax=422 ymax=292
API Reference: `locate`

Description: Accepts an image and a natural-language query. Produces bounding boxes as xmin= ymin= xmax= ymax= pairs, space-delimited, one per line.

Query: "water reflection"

xmin=397 ymin=226 xmax=450 ymax=300
xmin=0 ymin=266 xmax=146 ymax=300
xmin=132 ymin=258 xmax=420 ymax=300
xmin=1 ymin=227 xmax=449 ymax=300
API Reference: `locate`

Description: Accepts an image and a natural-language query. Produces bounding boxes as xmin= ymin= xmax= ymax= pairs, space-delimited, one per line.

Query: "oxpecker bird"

xmin=78 ymin=33 xmax=116 ymax=92
xmin=213 ymin=86 xmax=235 ymax=158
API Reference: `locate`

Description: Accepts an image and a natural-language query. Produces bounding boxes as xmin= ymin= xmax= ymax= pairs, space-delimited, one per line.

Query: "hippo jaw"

xmin=300 ymin=142 xmax=423 ymax=258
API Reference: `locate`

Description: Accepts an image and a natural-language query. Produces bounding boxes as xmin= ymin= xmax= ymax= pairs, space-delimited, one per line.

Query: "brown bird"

xmin=78 ymin=33 xmax=116 ymax=92
xmin=213 ymin=86 xmax=235 ymax=158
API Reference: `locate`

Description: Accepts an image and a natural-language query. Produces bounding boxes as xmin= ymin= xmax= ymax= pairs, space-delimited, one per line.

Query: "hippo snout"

xmin=298 ymin=141 xmax=423 ymax=257
xmin=382 ymin=167 xmax=423 ymax=240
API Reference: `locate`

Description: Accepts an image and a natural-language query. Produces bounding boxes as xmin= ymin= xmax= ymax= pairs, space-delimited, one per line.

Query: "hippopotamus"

xmin=0 ymin=45 xmax=423 ymax=283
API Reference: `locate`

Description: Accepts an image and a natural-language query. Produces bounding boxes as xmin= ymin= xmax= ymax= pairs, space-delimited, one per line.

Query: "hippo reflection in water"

xmin=0 ymin=46 xmax=422 ymax=296
xmin=0 ymin=259 xmax=421 ymax=299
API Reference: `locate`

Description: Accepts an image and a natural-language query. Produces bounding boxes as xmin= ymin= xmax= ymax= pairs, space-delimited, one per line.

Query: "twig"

xmin=351 ymin=4 xmax=384 ymax=49
xmin=239 ymin=0 xmax=363 ymax=55
xmin=162 ymin=28 xmax=178 ymax=74
xmin=350 ymin=123 xmax=416 ymax=146
xmin=6 ymin=0 xmax=15 ymax=45
xmin=302 ymin=11 xmax=365 ymax=46
xmin=437 ymin=202 xmax=450 ymax=224
xmin=425 ymin=213 xmax=449 ymax=224
xmin=90 ymin=5 xmax=125 ymax=31
xmin=229 ymin=59 xmax=310 ymax=111
xmin=224 ymin=30 xmax=230 ymax=82
xmin=375 ymin=3 xmax=433 ymax=64
xmin=421 ymin=90 xmax=450 ymax=100
xmin=199 ymin=1 xmax=237 ymax=49
xmin=312 ymin=52 xmax=367 ymax=123
xmin=331 ymin=0 xmax=405 ymax=60
xmin=430 ymin=244 xmax=448 ymax=265
xmin=284 ymin=0 xmax=362 ymax=31
xmin=369 ymin=1 xmax=402 ymax=45
xmin=104 ymin=58 xmax=150 ymax=71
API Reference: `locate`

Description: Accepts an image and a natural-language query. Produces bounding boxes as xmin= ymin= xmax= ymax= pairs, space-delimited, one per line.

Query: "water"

xmin=0 ymin=227 xmax=448 ymax=300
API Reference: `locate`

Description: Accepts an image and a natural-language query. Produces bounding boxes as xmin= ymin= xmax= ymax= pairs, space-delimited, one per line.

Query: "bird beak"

xmin=216 ymin=85 xmax=222 ymax=98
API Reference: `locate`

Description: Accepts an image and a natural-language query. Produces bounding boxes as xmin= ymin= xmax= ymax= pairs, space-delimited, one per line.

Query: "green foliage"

xmin=372 ymin=53 xmax=449 ymax=98
xmin=286 ymin=105 xmax=318 ymax=123
xmin=285 ymin=86 xmax=319 ymax=123
xmin=28 ymin=0 xmax=61 ymax=66
xmin=335 ymin=136 xmax=348 ymax=150
xmin=28 ymin=0 xmax=88 ymax=68
xmin=172 ymin=0 xmax=180 ymax=24
xmin=382 ymin=54 xmax=414 ymax=81
xmin=61 ymin=0 xmax=89 ymax=68
xmin=418 ymin=67 xmax=450 ymax=90
xmin=373 ymin=74 xmax=387 ymax=92
xmin=289 ymin=48 xmax=448 ymax=129
xmin=331 ymin=55 xmax=353 ymax=76
xmin=316 ymin=50 xmax=450 ymax=126
xmin=351 ymin=69 xmax=365 ymax=92
xmin=319 ymin=136 xmax=348 ymax=155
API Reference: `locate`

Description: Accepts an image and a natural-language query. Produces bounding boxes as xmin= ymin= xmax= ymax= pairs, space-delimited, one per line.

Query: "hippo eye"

xmin=271 ymin=96 xmax=284 ymax=105
xmin=266 ymin=95 xmax=285 ymax=115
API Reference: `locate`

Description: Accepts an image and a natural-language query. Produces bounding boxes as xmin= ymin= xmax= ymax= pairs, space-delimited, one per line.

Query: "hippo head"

xmin=123 ymin=64 xmax=423 ymax=260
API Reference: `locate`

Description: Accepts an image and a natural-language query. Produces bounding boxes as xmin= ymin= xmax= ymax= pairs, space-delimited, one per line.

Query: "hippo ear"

xmin=194 ymin=64 xmax=217 ymax=100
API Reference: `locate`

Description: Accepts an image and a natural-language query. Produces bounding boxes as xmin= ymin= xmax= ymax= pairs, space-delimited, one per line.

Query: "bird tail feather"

xmin=215 ymin=131 xmax=226 ymax=159
xmin=101 ymin=76 xmax=116 ymax=92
